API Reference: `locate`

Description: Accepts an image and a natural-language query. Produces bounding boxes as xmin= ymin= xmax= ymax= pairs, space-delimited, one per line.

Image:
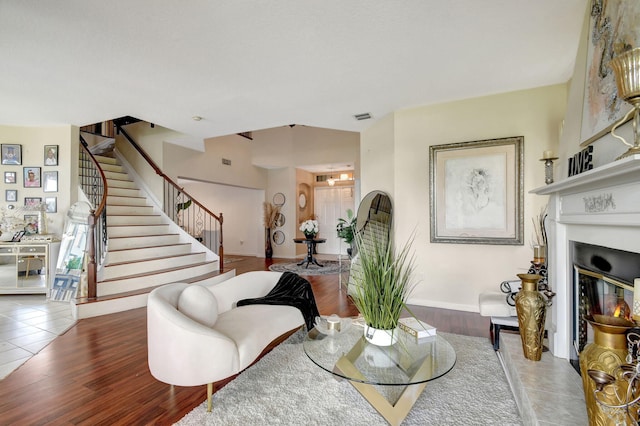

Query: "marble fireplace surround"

xmin=532 ymin=154 xmax=640 ymax=360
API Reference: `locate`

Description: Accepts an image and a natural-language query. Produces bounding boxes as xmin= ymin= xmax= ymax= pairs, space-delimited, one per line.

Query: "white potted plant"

xmin=350 ymin=232 xmax=416 ymax=346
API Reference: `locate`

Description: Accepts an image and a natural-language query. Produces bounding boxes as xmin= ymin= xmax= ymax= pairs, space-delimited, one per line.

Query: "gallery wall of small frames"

xmin=1 ymin=144 xmax=59 ymax=235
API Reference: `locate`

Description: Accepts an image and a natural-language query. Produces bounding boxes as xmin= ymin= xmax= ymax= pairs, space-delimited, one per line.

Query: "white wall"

xmin=251 ymin=125 xmax=359 ymax=170
xmin=361 ymin=85 xmax=567 ymax=312
xmin=180 ymin=180 xmax=264 ymax=256
xmin=361 ymin=114 xmax=394 ymax=198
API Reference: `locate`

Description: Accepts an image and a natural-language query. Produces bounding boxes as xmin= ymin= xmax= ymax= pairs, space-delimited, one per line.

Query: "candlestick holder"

xmin=527 ymin=261 xmax=556 ymax=304
xmin=540 ymin=156 xmax=558 ymax=184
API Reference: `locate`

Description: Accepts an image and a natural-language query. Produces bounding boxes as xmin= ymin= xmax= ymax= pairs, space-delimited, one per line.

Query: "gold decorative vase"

xmin=515 ymin=273 xmax=546 ymax=361
xmin=580 ymin=315 xmax=633 ymax=426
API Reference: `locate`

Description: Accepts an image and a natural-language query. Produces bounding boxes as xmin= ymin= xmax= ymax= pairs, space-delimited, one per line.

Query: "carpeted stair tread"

xmin=98 ymin=261 xmax=214 ymax=283
xmin=77 ymin=268 xmax=234 ymax=305
xmin=104 ymin=251 xmax=207 ymax=267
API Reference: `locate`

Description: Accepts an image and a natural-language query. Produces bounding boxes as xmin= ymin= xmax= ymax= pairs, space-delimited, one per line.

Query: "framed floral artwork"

xmin=429 ymin=136 xmax=524 ymax=245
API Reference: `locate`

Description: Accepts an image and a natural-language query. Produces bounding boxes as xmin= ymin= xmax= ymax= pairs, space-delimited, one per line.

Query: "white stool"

xmin=479 ymin=290 xmax=519 ymax=350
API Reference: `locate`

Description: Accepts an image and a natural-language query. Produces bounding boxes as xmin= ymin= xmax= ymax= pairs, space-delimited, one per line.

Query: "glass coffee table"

xmin=303 ymin=323 xmax=456 ymax=426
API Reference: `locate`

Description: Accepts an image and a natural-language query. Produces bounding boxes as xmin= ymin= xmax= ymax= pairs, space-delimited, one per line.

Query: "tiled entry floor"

xmin=0 ymin=294 xmax=75 ymax=380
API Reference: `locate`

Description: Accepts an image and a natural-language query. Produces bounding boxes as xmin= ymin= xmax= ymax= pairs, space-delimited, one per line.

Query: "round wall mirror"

xmin=273 ymin=192 xmax=286 ymax=206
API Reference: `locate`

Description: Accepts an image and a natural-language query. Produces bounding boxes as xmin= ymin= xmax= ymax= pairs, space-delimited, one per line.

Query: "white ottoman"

xmin=479 ymin=289 xmax=519 ymax=350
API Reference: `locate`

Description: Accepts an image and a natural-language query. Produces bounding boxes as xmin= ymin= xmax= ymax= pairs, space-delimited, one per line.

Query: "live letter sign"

xmin=568 ymin=146 xmax=593 ymax=177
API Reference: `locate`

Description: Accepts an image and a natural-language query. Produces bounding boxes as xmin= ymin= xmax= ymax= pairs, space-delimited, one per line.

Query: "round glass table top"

xmin=303 ymin=322 xmax=456 ymax=386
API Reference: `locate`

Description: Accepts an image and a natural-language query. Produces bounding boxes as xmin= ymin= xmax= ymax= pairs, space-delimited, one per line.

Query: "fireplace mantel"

xmin=531 ymin=154 xmax=640 ymax=227
xmin=531 ymin=154 xmax=640 ymax=196
xmin=528 ymin=154 xmax=640 ymax=359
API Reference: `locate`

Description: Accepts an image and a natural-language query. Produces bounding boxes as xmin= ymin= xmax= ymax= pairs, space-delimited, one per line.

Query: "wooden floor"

xmin=0 ymin=256 xmax=490 ymax=425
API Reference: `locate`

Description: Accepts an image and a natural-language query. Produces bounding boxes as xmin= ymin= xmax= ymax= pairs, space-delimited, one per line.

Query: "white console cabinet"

xmin=0 ymin=241 xmax=60 ymax=294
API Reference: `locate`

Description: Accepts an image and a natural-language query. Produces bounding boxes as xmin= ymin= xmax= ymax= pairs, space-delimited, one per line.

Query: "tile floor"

xmin=0 ymin=294 xmax=75 ymax=380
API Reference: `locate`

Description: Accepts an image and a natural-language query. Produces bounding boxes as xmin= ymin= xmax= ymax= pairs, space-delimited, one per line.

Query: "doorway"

xmin=314 ymin=186 xmax=355 ymax=255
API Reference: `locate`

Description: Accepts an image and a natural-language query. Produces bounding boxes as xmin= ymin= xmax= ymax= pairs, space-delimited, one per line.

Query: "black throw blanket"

xmin=237 ymin=272 xmax=320 ymax=330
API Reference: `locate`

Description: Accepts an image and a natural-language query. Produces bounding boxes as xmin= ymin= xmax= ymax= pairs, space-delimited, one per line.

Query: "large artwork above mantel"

xmin=581 ymin=0 xmax=640 ymax=146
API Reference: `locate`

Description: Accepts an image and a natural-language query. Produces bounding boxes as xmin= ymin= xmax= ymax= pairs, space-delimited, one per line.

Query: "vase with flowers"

xmin=300 ymin=219 xmax=319 ymax=239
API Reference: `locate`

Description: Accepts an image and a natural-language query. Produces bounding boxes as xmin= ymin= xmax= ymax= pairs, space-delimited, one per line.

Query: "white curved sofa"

xmin=147 ymin=271 xmax=305 ymax=411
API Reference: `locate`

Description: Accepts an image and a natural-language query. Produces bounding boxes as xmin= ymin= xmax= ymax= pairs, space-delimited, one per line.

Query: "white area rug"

xmin=175 ymin=331 xmax=522 ymax=425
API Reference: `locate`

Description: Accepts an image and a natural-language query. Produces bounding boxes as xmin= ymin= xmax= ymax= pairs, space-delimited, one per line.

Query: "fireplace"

xmin=532 ymin=156 xmax=640 ymax=361
xmin=569 ymin=241 xmax=640 ymax=371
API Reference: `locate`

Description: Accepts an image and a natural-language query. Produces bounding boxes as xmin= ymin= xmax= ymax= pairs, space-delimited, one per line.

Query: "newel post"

xmin=87 ymin=209 xmax=97 ymax=299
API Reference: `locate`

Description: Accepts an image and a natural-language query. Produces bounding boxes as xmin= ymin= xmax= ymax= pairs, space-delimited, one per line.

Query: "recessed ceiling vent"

xmin=354 ymin=112 xmax=372 ymax=121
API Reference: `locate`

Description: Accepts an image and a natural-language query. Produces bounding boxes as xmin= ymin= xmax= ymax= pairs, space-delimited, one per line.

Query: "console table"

xmin=293 ymin=237 xmax=326 ymax=268
xmin=0 ymin=241 xmax=60 ymax=294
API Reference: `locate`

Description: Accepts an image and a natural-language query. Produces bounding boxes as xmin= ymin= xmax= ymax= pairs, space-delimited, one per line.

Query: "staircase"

xmin=72 ymin=152 xmax=233 ymax=319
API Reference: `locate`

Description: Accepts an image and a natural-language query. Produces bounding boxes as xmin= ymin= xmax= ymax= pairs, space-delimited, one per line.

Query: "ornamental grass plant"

xmin=350 ymin=232 xmax=416 ymax=330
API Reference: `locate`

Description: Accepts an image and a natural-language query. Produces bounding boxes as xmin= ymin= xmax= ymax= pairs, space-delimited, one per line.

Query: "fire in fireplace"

xmin=570 ymin=241 xmax=640 ymax=372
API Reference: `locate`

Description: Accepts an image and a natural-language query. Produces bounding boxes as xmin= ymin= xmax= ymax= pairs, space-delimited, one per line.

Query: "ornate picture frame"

xmin=429 ymin=136 xmax=524 ymax=245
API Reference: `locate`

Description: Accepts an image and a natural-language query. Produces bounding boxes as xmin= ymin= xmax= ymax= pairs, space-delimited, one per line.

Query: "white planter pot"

xmin=364 ymin=325 xmax=399 ymax=346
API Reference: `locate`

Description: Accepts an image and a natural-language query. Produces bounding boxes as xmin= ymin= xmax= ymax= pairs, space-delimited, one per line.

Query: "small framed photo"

xmin=4 ymin=171 xmax=16 ymax=184
xmin=1 ymin=144 xmax=21 ymax=165
xmin=42 ymin=171 xmax=58 ymax=192
xmin=24 ymin=197 xmax=42 ymax=208
xmin=5 ymin=190 xmax=17 ymax=202
xmin=23 ymin=215 xmax=39 ymax=235
xmin=23 ymin=167 xmax=41 ymax=188
xmin=44 ymin=197 xmax=57 ymax=213
xmin=44 ymin=145 xmax=58 ymax=166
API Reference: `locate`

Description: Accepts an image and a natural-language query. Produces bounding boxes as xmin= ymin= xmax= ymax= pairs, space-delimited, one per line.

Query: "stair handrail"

xmin=114 ymin=122 xmax=224 ymax=269
xmin=79 ymin=135 xmax=109 ymax=299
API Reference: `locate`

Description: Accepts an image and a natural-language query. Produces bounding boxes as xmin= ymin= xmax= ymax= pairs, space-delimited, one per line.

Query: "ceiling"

xmin=0 ymin=1 xmax=587 ymax=150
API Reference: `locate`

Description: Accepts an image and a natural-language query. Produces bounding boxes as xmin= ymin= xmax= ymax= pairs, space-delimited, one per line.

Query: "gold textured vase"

xmin=580 ymin=315 xmax=633 ymax=426
xmin=515 ymin=273 xmax=546 ymax=361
